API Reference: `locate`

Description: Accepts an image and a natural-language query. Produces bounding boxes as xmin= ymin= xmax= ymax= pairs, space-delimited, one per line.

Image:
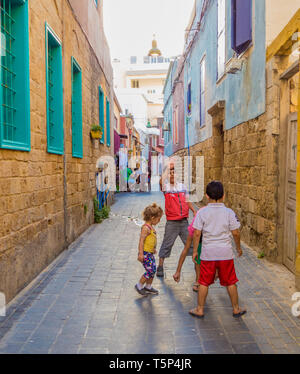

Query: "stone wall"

xmin=0 ymin=0 xmax=114 ymax=303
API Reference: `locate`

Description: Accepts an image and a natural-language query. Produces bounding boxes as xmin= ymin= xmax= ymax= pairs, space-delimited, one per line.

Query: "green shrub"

xmin=94 ymin=197 xmax=110 ymax=223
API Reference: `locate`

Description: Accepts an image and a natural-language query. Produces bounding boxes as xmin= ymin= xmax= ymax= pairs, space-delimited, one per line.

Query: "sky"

xmin=103 ymin=0 xmax=195 ymax=60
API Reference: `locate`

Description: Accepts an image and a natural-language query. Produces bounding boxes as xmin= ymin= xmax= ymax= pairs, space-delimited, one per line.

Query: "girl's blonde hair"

xmin=143 ymin=203 xmax=163 ymax=222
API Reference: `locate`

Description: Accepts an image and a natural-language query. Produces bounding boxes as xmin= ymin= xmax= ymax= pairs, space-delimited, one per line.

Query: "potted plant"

xmin=90 ymin=124 xmax=103 ymax=139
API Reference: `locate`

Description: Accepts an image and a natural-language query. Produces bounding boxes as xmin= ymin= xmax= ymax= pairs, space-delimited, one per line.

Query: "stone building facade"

xmin=172 ymin=70 xmax=286 ymax=263
xmin=0 ymin=0 xmax=114 ymax=302
xmin=164 ymin=1 xmax=300 ymax=289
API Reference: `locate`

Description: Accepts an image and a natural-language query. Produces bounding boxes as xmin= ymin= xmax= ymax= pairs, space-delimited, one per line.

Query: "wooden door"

xmin=283 ymin=112 xmax=297 ymax=273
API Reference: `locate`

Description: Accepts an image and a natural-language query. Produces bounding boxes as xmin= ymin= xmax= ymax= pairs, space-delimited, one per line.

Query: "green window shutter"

xmin=106 ymin=98 xmax=110 ymax=147
xmin=71 ymin=57 xmax=83 ymax=158
xmin=99 ymin=86 xmax=104 ymax=144
xmin=0 ymin=0 xmax=30 ymax=151
xmin=45 ymin=23 xmax=64 ymax=155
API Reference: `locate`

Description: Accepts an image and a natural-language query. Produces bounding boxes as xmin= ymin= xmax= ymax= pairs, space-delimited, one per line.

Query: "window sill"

xmin=72 ymin=154 xmax=83 ymax=159
xmin=236 ymin=42 xmax=253 ymax=60
xmin=216 ymin=72 xmax=226 ymax=85
xmin=0 ymin=142 xmax=31 ymax=152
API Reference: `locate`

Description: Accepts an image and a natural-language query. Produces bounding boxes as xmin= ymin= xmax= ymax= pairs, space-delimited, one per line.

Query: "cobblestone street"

xmin=0 ymin=192 xmax=300 ymax=354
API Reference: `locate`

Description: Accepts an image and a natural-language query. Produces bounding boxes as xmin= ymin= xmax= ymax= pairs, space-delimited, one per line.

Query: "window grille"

xmin=0 ymin=0 xmax=30 ymax=151
xmin=1 ymin=0 xmax=16 ymax=143
xmin=45 ymin=23 xmax=63 ymax=154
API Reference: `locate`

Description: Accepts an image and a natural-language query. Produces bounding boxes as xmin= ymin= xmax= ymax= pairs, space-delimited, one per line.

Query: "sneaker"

xmin=135 ymin=284 xmax=148 ymax=297
xmin=145 ymin=287 xmax=159 ymax=294
xmin=156 ymin=266 xmax=164 ymax=277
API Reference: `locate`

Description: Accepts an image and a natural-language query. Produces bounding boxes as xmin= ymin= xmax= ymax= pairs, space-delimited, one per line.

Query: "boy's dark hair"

xmin=206 ymin=181 xmax=224 ymax=201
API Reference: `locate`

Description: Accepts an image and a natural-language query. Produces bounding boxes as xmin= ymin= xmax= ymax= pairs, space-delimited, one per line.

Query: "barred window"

xmin=0 ymin=0 xmax=30 ymax=151
xmin=45 ymin=23 xmax=63 ymax=154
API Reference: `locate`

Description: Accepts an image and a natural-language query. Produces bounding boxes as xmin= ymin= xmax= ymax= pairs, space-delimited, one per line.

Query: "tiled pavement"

xmin=0 ymin=192 xmax=300 ymax=354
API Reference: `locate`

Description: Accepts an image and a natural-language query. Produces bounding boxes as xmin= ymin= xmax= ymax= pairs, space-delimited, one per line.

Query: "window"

xmin=144 ymin=56 xmax=150 ymax=64
xmin=106 ymin=98 xmax=110 ymax=147
xmin=99 ymin=86 xmax=104 ymax=144
xmin=0 ymin=0 xmax=30 ymax=151
xmin=158 ymin=56 xmax=164 ymax=63
xmin=217 ymin=0 xmax=226 ymax=79
xmin=168 ymin=108 xmax=172 ymax=143
xmin=165 ymin=124 xmax=169 ymax=143
xmin=173 ymin=107 xmax=179 ymax=144
xmin=45 ymin=23 xmax=63 ymax=155
xmin=187 ymin=82 xmax=192 ymax=116
xmin=200 ymin=58 xmax=206 ymax=127
xmin=152 ymin=135 xmax=156 ymax=147
xmin=231 ymin=0 xmax=252 ymax=55
xmin=131 ymin=80 xmax=139 ymax=88
xmin=130 ymin=56 xmax=137 ymax=64
xmin=71 ymin=57 xmax=83 ymax=158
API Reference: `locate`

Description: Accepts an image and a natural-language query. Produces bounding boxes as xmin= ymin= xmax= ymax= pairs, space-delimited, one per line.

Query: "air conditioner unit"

xmin=225 ymin=57 xmax=245 ymax=74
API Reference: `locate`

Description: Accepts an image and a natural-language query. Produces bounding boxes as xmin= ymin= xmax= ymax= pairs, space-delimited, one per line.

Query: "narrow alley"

xmin=0 ymin=193 xmax=299 ymax=354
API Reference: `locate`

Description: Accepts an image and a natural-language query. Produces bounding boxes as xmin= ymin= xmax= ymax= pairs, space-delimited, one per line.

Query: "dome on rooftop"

xmin=148 ymin=35 xmax=162 ymax=57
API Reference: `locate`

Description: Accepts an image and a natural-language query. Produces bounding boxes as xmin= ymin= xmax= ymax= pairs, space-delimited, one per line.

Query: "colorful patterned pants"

xmin=143 ymin=252 xmax=156 ymax=279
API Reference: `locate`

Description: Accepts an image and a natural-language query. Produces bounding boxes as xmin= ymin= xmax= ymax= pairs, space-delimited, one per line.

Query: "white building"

xmin=113 ymin=37 xmax=171 ymax=131
xmin=113 ymin=37 xmax=169 ymax=185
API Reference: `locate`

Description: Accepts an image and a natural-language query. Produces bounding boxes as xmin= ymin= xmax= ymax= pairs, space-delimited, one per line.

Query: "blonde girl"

xmin=135 ymin=203 xmax=163 ymax=296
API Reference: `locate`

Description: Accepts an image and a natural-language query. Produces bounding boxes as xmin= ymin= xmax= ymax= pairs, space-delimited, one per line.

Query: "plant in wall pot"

xmin=90 ymin=124 xmax=103 ymax=139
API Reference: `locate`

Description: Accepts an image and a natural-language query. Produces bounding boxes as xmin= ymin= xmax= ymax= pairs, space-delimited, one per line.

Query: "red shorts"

xmin=199 ymin=259 xmax=239 ymax=287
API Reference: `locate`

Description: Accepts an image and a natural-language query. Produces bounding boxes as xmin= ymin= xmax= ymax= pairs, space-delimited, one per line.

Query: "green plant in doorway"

xmin=94 ymin=197 xmax=110 ymax=223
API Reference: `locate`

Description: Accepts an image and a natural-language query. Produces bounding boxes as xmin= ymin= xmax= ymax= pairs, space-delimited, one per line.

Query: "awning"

xmin=119 ymin=134 xmax=128 ymax=139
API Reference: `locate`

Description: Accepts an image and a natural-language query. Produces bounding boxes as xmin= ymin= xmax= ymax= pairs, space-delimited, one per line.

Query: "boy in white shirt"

xmin=189 ymin=181 xmax=246 ymax=318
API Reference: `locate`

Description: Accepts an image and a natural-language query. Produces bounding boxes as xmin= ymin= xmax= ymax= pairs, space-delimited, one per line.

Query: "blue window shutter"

xmin=99 ymin=87 xmax=104 ymax=144
xmin=71 ymin=57 xmax=83 ymax=158
xmin=106 ymin=98 xmax=110 ymax=147
xmin=231 ymin=0 xmax=252 ymax=55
